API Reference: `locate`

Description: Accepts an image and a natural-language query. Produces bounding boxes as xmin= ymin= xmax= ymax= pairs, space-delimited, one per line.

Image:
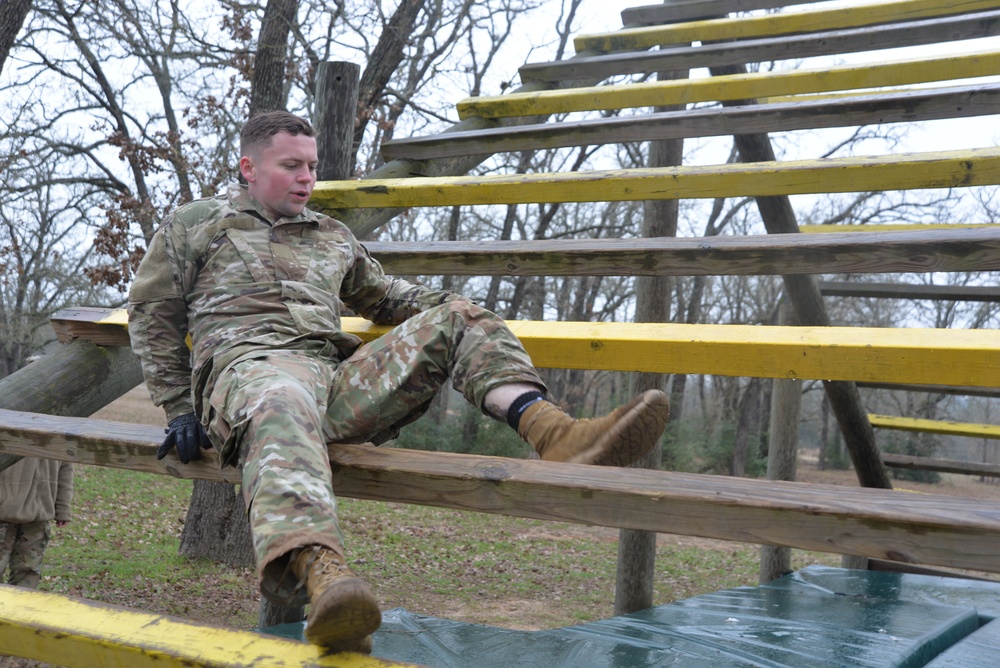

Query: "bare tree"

xmin=0 ymin=0 xmax=31 ymax=73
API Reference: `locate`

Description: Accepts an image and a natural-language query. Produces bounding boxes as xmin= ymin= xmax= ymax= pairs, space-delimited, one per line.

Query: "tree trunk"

xmin=352 ymin=0 xmax=426 ymax=173
xmin=179 ymin=480 xmax=254 ymax=567
xmin=0 ymin=0 xmax=31 ymax=75
xmin=731 ymin=377 xmax=763 ymax=477
xmin=247 ymin=0 xmax=299 ymax=118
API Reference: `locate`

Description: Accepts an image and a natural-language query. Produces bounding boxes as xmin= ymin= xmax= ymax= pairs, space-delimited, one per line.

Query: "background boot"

xmin=518 ymin=389 xmax=669 ymax=466
xmin=292 ymin=545 xmax=381 ymax=652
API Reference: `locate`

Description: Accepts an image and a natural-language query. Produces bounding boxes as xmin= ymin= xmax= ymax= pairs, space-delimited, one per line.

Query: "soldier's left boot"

xmin=292 ymin=545 xmax=381 ymax=653
xmin=518 ymin=389 xmax=669 ymax=466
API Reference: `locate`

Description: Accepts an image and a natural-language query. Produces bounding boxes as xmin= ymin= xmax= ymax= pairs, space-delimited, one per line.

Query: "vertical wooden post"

xmin=614 ymin=27 xmax=686 ymax=616
xmin=256 ymin=61 xmax=362 ymax=632
xmin=759 ymin=301 xmax=801 ymax=583
xmin=0 ymin=340 xmax=143 ymax=473
xmin=314 ymin=61 xmax=362 ymax=182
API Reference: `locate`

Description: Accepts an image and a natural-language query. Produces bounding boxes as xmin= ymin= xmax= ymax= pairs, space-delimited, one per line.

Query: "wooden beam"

xmin=869 ymin=414 xmax=1000 ymax=439
xmin=621 ymin=0 xmax=873 ymax=26
xmin=49 ymin=309 xmax=1000 ymax=387
xmin=857 ymin=381 xmax=1000 ymax=399
xmin=520 ymin=12 xmax=1000 ymax=82
xmin=577 ymin=0 xmax=1000 ymax=53
xmin=384 ymin=84 xmax=1000 ymax=160
xmin=801 ymin=223 xmax=999 ymax=232
xmin=362 ymin=228 xmax=1000 ymax=277
xmin=457 ymin=50 xmax=1000 ymax=119
xmin=0 ymin=584 xmax=411 ymax=668
xmin=4 ymin=409 xmax=1000 ymax=575
xmin=312 ymin=148 xmax=1000 ymax=209
xmin=882 ymin=453 xmax=1000 ymax=478
xmin=819 ymin=281 xmax=1000 ymax=303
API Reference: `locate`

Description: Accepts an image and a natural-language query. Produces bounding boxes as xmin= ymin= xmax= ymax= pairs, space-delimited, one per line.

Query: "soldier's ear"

xmin=239 ymin=156 xmax=256 ymax=183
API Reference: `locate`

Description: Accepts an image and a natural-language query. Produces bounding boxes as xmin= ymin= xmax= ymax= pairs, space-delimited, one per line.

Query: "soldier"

xmin=0 ymin=457 xmax=73 ymax=589
xmin=128 ymin=110 xmax=669 ymax=654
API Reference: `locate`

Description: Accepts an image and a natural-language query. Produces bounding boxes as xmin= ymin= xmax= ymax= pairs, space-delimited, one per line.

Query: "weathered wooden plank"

xmin=857 ymin=381 xmax=1000 ymax=399
xmin=521 ymin=11 xmax=1000 ymax=82
xmin=620 ymin=0 xmax=859 ymax=26
xmin=457 ymin=50 xmax=1000 ymax=119
xmin=48 ymin=309 xmax=1000 ymax=387
xmin=363 ymin=228 xmax=1000 ymax=276
xmin=312 ymin=148 xmax=1000 ymax=209
xmin=384 ymin=84 xmax=1000 ymax=160
xmin=819 ymin=281 xmax=1000 ymax=303
xmin=869 ymin=414 xmax=1000 ymax=439
xmin=577 ymin=0 xmax=1000 ymax=53
xmin=0 ymin=584 xmax=410 ymax=668
xmin=4 ymin=409 xmax=1000 ymax=574
xmin=882 ymin=453 xmax=1000 ymax=478
xmin=801 ymin=223 xmax=999 ymax=232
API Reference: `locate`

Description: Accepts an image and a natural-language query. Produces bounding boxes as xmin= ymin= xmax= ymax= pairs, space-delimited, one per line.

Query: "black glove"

xmin=157 ymin=413 xmax=213 ymax=464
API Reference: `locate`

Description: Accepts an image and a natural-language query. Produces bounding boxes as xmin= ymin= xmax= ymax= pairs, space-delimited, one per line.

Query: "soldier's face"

xmin=240 ymin=131 xmax=318 ymax=219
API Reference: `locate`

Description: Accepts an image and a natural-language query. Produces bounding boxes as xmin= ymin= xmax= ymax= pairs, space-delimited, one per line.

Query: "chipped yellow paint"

xmin=0 ymin=585 xmax=419 ymax=668
xmin=870 ymin=414 xmax=1000 ymax=439
xmin=339 ymin=318 xmax=1000 ymax=388
xmin=310 ymin=148 xmax=1000 ymax=209
xmin=64 ymin=311 xmax=1000 ymax=387
xmin=99 ymin=308 xmax=129 ymax=326
xmin=800 ymin=223 xmax=1000 ymax=233
xmin=574 ymin=0 xmax=1000 ymax=53
xmin=456 ymin=50 xmax=1000 ymax=119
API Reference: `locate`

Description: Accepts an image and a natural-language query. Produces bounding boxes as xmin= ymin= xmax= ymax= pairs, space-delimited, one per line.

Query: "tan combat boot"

xmin=518 ymin=389 xmax=669 ymax=466
xmin=292 ymin=545 xmax=381 ymax=653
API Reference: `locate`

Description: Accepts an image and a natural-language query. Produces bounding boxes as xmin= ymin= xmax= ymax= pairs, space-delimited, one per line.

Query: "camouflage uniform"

xmin=0 ymin=521 xmax=51 ymax=589
xmin=0 ymin=457 xmax=73 ymax=589
xmin=129 ymin=184 xmax=544 ymax=604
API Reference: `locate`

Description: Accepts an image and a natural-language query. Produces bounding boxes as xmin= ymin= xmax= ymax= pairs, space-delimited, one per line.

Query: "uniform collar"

xmin=226 ymin=183 xmax=319 ymax=226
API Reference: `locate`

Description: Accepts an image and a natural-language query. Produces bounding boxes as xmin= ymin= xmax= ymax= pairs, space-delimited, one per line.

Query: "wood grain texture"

xmin=457 ymin=50 xmax=1000 ymax=119
xmin=3 ymin=408 xmax=1000 ymax=574
xmin=312 ymin=148 xmax=1000 ymax=208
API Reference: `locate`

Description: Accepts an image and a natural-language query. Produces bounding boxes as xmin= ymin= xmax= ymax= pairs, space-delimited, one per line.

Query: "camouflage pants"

xmin=0 ymin=520 xmax=51 ymax=589
xmin=205 ymin=301 xmax=544 ymax=604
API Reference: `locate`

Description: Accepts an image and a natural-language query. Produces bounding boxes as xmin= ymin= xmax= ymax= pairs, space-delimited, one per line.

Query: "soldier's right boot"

xmin=518 ymin=389 xmax=669 ymax=467
xmin=291 ymin=545 xmax=381 ymax=653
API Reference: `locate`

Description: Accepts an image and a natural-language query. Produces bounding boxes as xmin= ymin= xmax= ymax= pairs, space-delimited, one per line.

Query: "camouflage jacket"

xmin=128 ymin=184 xmax=462 ymax=422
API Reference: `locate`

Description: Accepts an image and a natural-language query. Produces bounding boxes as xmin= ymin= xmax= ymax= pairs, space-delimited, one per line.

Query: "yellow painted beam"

xmin=69 ymin=309 xmax=1000 ymax=387
xmin=574 ymin=0 xmax=1000 ymax=53
xmin=869 ymin=414 xmax=1000 ymax=439
xmin=310 ymin=148 xmax=1000 ymax=209
xmin=0 ymin=585 xmax=416 ymax=668
xmin=800 ymin=223 xmax=1000 ymax=233
xmin=456 ymin=50 xmax=1000 ymax=119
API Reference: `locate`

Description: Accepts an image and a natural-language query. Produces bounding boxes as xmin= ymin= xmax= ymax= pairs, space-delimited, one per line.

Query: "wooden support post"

xmin=615 ymin=46 xmax=685 ymax=616
xmin=0 ymin=339 xmax=142 ymax=474
xmin=759 ymin=301 xmax=801 ymax=583
xmin=709 ymin=62 xmax=892 ymax=492
xmin=314 ymin=61 xmax=361 ymax=182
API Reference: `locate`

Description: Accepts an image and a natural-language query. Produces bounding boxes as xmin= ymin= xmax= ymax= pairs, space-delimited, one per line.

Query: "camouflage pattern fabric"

xmin=0 ymin=520 xmax=51 ymax=588
xmin=128 ymin=184 xmax=544 ymax=603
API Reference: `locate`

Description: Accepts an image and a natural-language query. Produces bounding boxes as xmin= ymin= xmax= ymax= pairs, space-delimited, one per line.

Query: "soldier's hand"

xmin=158 ymin=413 xmax=213 ymax=464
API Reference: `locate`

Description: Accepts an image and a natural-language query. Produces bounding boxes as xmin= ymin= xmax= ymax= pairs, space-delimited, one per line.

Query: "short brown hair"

xmin=240 ymin=111 xmax=316 ymax=158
